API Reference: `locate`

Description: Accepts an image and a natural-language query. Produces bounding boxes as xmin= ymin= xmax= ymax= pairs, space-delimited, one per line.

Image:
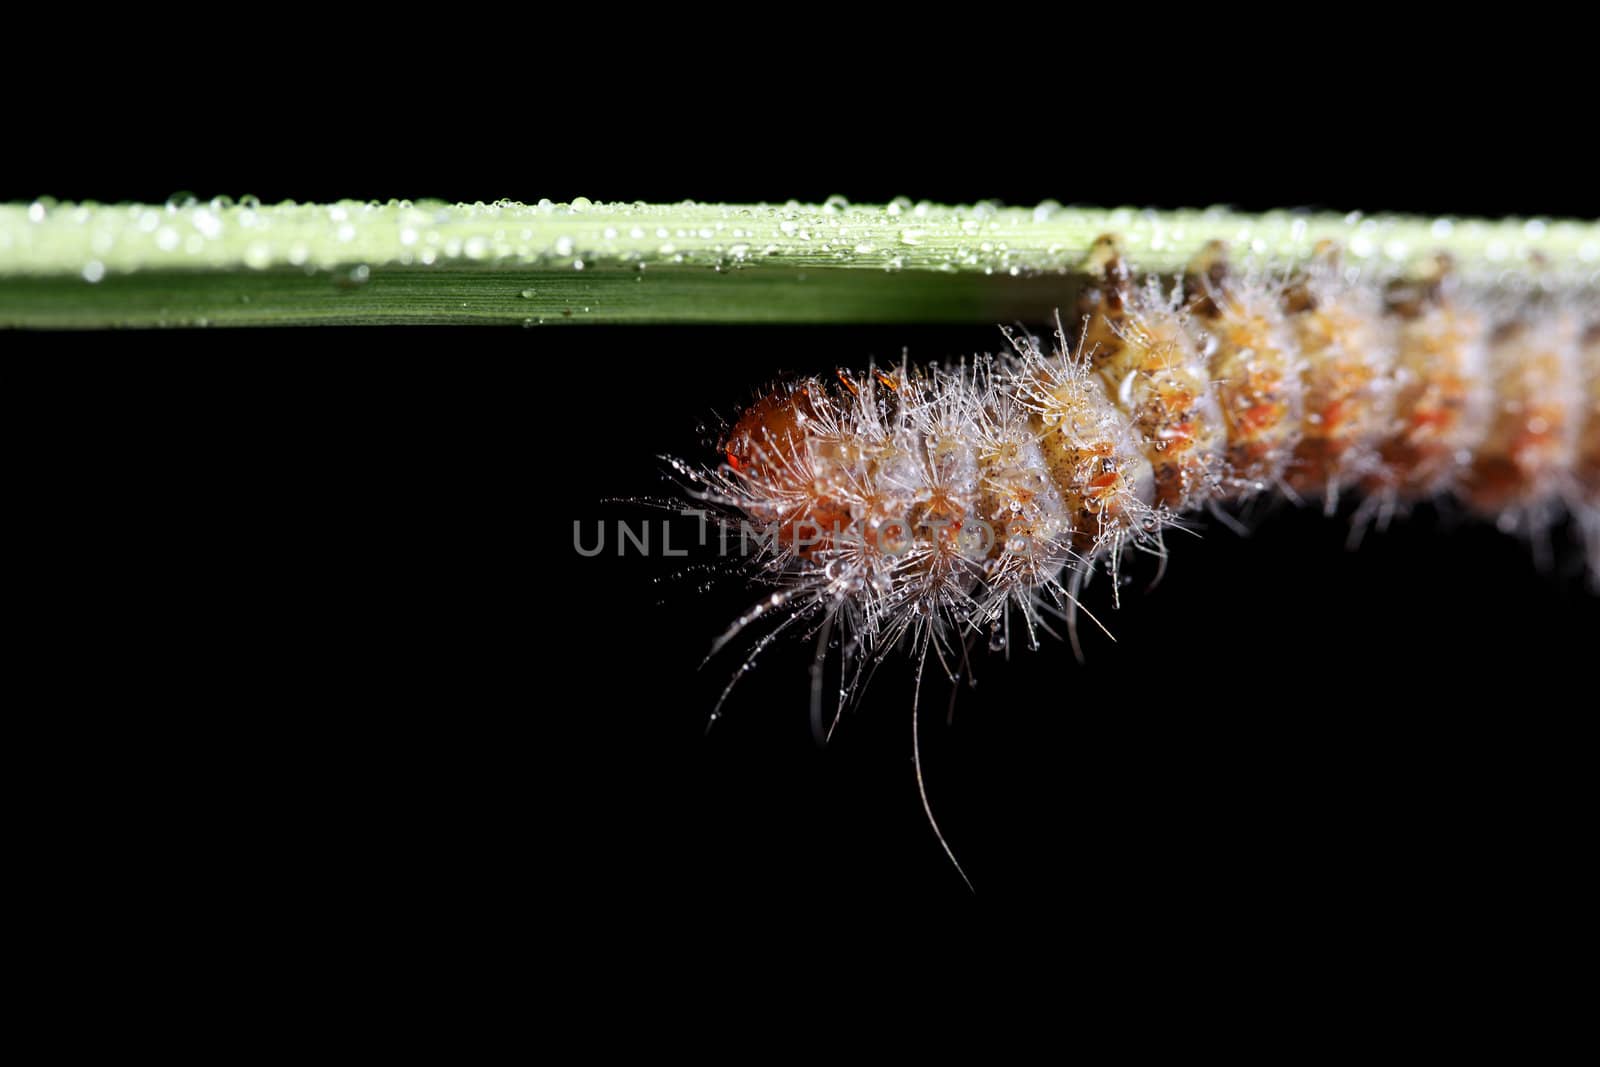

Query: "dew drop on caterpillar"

xmin=667 ymin=231 xmax=1600 ymax=887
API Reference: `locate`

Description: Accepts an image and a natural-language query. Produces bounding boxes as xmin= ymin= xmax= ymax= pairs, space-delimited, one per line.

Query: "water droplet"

xmin=81 ymin=261 xmax=105 ymax=283
xmin=520 ymin=289 xmax=537 ymax=299
xmin=569 ymin=196 xmax=593 ymax=213
xmin=348 ymin=264 xmax=371 ymax=285
xmin=554 ymin=236 xmax=575 ymax=257
xmin=188 ymin=208 xmax=222 ymax=240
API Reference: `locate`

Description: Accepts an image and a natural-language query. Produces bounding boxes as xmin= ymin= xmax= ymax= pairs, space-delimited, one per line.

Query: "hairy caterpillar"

xmin=671 ymin=234 xmax=1599 ymax=886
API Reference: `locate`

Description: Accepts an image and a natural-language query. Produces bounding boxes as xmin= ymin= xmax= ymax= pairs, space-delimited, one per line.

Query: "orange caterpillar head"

xmin=718 ymin=381 xmax=859 ymax=560
xmin=721 ymin=385 xmax=816 ymax=481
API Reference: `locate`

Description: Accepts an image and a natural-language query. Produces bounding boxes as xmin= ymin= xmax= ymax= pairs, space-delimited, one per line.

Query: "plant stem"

xmin=2 ymin=198 xmax=1594 ymax=328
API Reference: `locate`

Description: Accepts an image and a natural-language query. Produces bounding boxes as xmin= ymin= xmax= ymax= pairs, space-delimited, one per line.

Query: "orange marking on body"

xmin=1088 ymin=471 xmax=1121 ymax=491
xmin=1238 ymin=403 xmax=1283 ymax=434
xmin=1320 ymin=398 xmax=1349 ymax=434
xmin=1158 ymin=388 xmax=1194 ymax=416
xmin=1407 ymin=406 xmax=1457 ymax=433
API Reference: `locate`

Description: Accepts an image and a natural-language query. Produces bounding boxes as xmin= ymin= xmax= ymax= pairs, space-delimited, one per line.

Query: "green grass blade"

xmin=2 ymin=198 xmax=1594 ymax=328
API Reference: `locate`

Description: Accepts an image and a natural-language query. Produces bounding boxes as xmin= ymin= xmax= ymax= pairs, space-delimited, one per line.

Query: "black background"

xmin=10 ymin=45 xmax=1594 ymax=940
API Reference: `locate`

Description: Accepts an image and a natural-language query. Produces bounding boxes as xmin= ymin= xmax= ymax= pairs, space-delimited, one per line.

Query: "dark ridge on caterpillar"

xmin=685 ymin=236 xmax=1600 ymax=669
